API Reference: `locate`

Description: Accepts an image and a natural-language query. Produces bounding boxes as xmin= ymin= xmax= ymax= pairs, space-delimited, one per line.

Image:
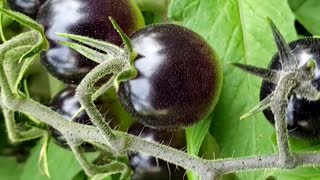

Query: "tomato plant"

xmin=2 ymin=0 xmax=320 ymax=180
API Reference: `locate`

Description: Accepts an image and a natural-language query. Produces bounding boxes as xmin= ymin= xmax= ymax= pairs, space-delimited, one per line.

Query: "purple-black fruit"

xmin=7 ymin=0 xmax=47 ymax=19
xmin=128 ymin=122 xmax=186 ymax=180
xmin=118 ymin=24 xmax=222 ymax=129
xmin=37 ymin=0 xmax=144 ymax=84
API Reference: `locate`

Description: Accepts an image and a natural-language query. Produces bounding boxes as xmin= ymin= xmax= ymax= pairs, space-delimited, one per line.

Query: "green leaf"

xmin=169 ymin=0 xmax=296 ymax=179
xmin=3 ymin=45 xmax=38 ymax=95
xmin=198 ymin=133 xmax=220 ymax=160
xmin=48 ymin=74 xmax=66 ymax=99
xmin=21 ymin=140 xmax=99 ymax=180
xmin=0 ymin=156 xmax=24 ymax=180
xmin=258 ymin=167 xmax=320 ymax=180
xmin=186 ymin=115 xmax=212 ymax=155
xmin=289 ymin=0 xmax=320 ymax=35
xmin=186 ymin=114 xmax=212 ymax=180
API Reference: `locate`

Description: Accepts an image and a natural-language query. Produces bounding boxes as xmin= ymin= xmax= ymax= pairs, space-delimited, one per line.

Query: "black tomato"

xmin=117 ymin=24 xmax=223 ymax=129
xmin=49 ymin=87 xmax=116 ymax=150
xmin=7 ymin=0 xmax=47 ymax=19
xmin=37 ymin=0 xmax=144 ymax=84
xmin=128 ymin=122 xmax=186 ymax=180
xmin=260 ymin=38 xmax=320 ymax=139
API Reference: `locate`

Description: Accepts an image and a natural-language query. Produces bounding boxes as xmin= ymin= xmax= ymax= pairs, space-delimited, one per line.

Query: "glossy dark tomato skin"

xmin=37 ymin=0 xmax=144 ymax=84
xmin=128 ymin=122 xmax=186 ymax=180
xmin=260 ymin=38 xmax=320 ymax=139
xmin=7 ymin=0 xmax=47 ymax=19
xmin=49 ymin=87 xmax=115 ymax=150
xmin=117 ymin=24 xmax=222 ymax=129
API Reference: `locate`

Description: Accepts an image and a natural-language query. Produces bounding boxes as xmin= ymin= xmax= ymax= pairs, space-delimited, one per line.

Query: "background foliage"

xmin=1 ymin=0 xmax=320 ymax=179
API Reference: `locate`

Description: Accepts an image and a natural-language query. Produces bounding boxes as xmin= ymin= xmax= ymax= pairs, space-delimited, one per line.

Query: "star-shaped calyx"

xmin=233 ymin=18 xmax=320 ymax=120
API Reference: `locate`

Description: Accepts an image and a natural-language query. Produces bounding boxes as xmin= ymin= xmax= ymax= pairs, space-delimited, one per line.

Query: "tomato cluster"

xmin=12 ymin=0 xmax=222 ymax=130
xmin=8 ymin=0 xmax=224 ymax=178
xmin=9 ymin=0 xmax=320 ymax=179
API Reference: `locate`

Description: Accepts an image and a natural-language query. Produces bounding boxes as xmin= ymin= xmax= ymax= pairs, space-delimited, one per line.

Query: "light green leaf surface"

xmin=258 ymin=166 xmax=320 ymax=180
xmin=169 ymin=0 xmax=296 ymax=179
xmin=186 ymin=114 xmax=213 ymax=180
xmin=289 ymin=0 xmax=320 ymax=35
xmin=186 ymin=114 xmax=213 ymax=156
xmin=21 ymin=140 xmax=99 ymax=180
xmin=0 ymin=156 xmax=24 ymax=180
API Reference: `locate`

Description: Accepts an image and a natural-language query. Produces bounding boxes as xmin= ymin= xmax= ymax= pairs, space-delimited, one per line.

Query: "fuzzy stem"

xmin=3 ymin=96 xmax=206 ymax=172
xmin=271 ymin=72 xmax=297 ymax=167
xmin=67 ymin=137 xmax=128 ymax=177
xmin=7 ymin=95 xmax=320 ymax=177
xmin=92 ymin=76 xmax=116 ymax=100
xmin=0 ymin=31 xmax=44 ymax=142
xmin=0 ymin=31 xmax=38 ymax=98
xmin=75 ymin=57 xmax=128 ymax=149
xmin=70 ymin=76 xmax=116 ymax=121
xmin=201 ymin=173 xmax=222 ymax=180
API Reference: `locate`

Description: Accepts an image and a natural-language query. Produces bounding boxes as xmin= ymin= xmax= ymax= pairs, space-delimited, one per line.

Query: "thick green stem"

xmin=0 ymin=31 xmax=44 ymax=142
xmin=75 ymin=57 xmax=128 ymax=150
xmin=271 ymin=72 xmax=297 ymax=167
xmin=8 ymin=94 xmax=320 ymax=178
xmin=70 ymin=76 xmax=116 ymax=121
xmin=3 ymin=95 xmax=205 ymax=173
xmin=201 ymin=173 xmax=222 ymax=180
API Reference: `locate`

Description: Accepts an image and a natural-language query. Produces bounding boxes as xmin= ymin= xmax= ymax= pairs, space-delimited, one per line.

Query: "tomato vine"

xmin=2 ymin=3 xmax=320 ymax=180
